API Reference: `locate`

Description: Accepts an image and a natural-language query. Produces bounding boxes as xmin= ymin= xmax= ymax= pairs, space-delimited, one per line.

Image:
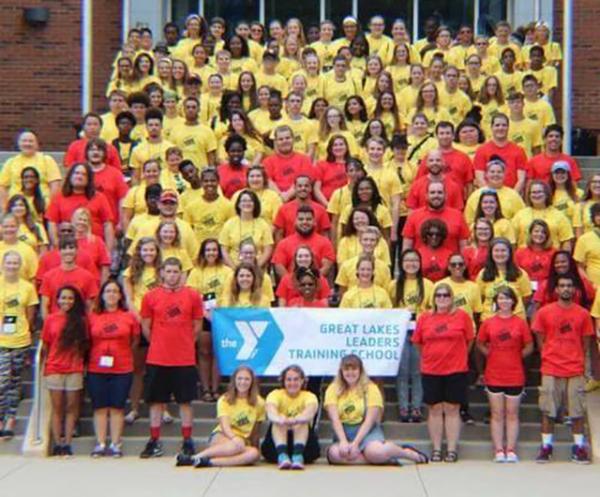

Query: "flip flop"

xmin=444 ymin=450 xmax=459 ymax=463
xmin=401 ymin=444 xmax=429 ymax=464
xmin=431 ymin=449 xmax=443 ymax=462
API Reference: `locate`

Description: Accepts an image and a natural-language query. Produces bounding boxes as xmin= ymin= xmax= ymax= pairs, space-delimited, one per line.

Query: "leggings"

xmin=0 ymin=346 xmax=29 ymax=420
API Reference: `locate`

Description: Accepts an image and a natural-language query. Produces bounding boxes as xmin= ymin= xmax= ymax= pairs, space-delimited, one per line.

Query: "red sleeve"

xmin=411 ymin=314 xmax=426 ymax=344
xmin=271 ymin=240 xmax=291 ymax=267
xmin=39 ymin=274 xmax=53 ymax=297
xmin=514 ymin=145 xmax=528 ymax=170
xmin=41 ymin=316 xmax=53 ymax=343
xmin=569 ymin=157 xmax=582 ymax=182
xmin=300 ymin=154 xmax=315 ymax=179
xmin=462 ymin=311 xmax=475 ymax=341
xmin=275 ymin=275 xmax=291 ymax=299
xmin=140 ymin=291 xmax=154 ymax=319
xmin=477 ymin=319 xmax=490 ymax=343
xmin=273 ymin=204 xmax=286 ymax=230
xmin=107 ymin=144 xmax=123 ymax=170
xmin=116 ymin=172 xmax=129 ymax=200
xmin=96 ymin=238 xmax=112 ymax=266
xmin=129 ymin=312 xmax=141 ymax=337
xmin=531 ymin=307 xmax=545 ymax=335
xmin=320 ymin=238 xmax=336 ymax=263
xmin=316 ymin=205 xmax=332 ymax=231
xmin=520 ymin=319 xmax=533 ymax=344
xmin=314 ymin=162 xmax=326 ymax=182
xmin=460 ymin=154 xmax=474 ymax=183
xmin=406 ymin=181 xmax=420 ymax=210
xmin=262 ymin=156 xmax=274 ymax=180
xmin=97 ymin=193 xmax=115 ymax=223
xmin=473 ymin=146 xmax=488 ymax=172
xmin=457 ymin=213 xmax=470 ymax=240
xmin=402 ymin=212 xmax=418 ymax=239
xmin=86 ymin=276 xmax=100 ymax=300
xmin=582 ymin=311 xmax=595 ymax=336
xmin=448 ymin=182 xmax=464 ymax=209
xmin=191 ymin=290 xmax=203 ymax=320
xmin=64 ymin=142 xmax=77 ymax=167
xmin=416 ymin=157 xmax=427 ymax=179
xmin=44 ymin=196 xmax=61 ymax=223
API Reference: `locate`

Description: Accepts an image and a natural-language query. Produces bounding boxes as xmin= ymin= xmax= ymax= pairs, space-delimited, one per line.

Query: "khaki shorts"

xmin=45 ymin=373 xmax=84 ymax=391
xmin=538 ymin=375 xmax=586 ymax=419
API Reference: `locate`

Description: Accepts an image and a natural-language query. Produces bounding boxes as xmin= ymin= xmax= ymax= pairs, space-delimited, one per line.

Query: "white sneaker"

xmin=505 ymin=450 xmax=519 ymax=463
xmin=494 ymin=450 xmax=506 ymax=463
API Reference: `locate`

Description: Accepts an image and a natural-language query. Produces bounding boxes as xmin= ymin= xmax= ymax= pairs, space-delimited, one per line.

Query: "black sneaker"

xmin=460 ymin=410 xmax=475 ymax=425
xmin=62 ymin=444 xmax=73 ymax=457
xmin=175 ymin=453 xmax=194 ymax=467
xmin=140 ymin=439 xmax=164 ymax=459
xmin=193 ymin=456 xmax=211 ymax=468
xmin=536 ymin=444 xmax=553 ymax=463
xmin=571 ymin=444 xmax=591 ymax=464
xmin=51 ymin=444 xmax=62 ymax=456
xmin=181 ymin=438 xmax=195 ymax=456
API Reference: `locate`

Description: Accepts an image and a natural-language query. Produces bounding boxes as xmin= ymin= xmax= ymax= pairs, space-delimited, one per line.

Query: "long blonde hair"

xmin=223 ymin=365 xmax=260 ymax=406
xmin=332 ymin=354 xmax=371 ymax=397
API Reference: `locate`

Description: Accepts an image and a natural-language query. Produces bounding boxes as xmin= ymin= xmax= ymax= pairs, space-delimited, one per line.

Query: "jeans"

xmin=396 ymin=335 xmax=422 ymax=410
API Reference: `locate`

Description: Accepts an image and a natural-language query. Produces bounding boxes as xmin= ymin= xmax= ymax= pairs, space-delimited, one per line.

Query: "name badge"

xmin=99 ymin=356 xmax=114 ymax=368
xmin=2 ymin=316 xmax=17 ymax=335
xmin=531 ymin=281 xmax=539 ymax=291
xmin=203 ymin=292 xmax=217 ymax=312
xmin=408 ymin=320 xmax=416 ymax=331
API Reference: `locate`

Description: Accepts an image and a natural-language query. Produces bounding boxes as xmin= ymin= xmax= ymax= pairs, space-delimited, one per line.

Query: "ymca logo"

xmin=234 ymin=321 xmax=269 ymax=360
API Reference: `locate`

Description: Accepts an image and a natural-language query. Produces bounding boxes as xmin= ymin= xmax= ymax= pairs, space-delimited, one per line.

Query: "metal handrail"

xmin=30 ymin=341 xmax=44 ymax=445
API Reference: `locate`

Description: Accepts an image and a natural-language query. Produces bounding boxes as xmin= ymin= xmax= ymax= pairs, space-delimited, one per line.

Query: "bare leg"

xmin=64 ymin=390 xmax=82 ymax=445
xmin=326 ymin=444 xmax=368 ymax=465
xmin=109 ymin=408 xmax=125 ymax=444
xmin=198 ymin=332 xmax=211 ymax=395
xmin=93 ymin=408 xmax=109 ymax=445
xmin=210 ymin=447 xmax=261 ymax=466
xmin=571 ymin=417 xmax=585 ymax=436
xmin=129 ymin=347 xmax=146 ymax=414
xmin=363 ymin=441 xmax=426 ymax=464
xmin=488 ymin=392 xmax=506 ymax=452
xmin=149 ymin=403 xmax=164 ymax=433
xmin=443 ymin=403 xmax=461 ymax=453
xmin=541 ymin=415 xmax=554 ymax=435
xmin=271 ymin=423 xmax=289 ymax=446
xmin=427 ymin=403 xmax=444 ymax=451
xmin=49 ymin=390 xmax=64 ymax=445
xmin=291 ymin=423 xmax=308 ymax=444
xmin=505 ymin=396 xmax=521 ymax=452
xmin=179 ymin=403 xmax=193 ymax=434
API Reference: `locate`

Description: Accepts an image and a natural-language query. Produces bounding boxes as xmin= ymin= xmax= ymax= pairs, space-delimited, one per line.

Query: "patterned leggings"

xmin=0 ymin=347 xmax=29 ymax=420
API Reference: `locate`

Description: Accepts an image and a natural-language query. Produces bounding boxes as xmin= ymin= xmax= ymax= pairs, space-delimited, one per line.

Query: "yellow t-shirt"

xmin=327 ymin=185 xmax=353 ymax=219
xmin=123 ymin=266 xmax=159 ymax=312
xmin=435 ymin=277 xmax=483 ymax=318
xmin=454 ymin=142 xmax=479 ymax=162
xmin=365 ymin=34 xmax=395 ymax=66
xmin=523 ymin=98 xmax=556 ymax=130
xmin=336 ymin=257 xmax=391 ymax=292
xmin=168 ymin=122 xmax=217 ymax=169
xmin=255 ymin=71 xmax=288 ymax=95
xmin=388 ymin=65 xmax=411 ymax=93
xmin=17 ymin=223 xmax=49 ymax=252
xmin=231 ymin=188 xmax=281 ymax=224
xmin=316 ymin=131 xmax=359 ymax=161
xmin=476 ymin=270 xmax=532 ymax=320
xmin=126 ymin=215 xmax=199 ymax=260
xmin=574 ymin=200 xmax=598 ymax=234
xmin=406 ymin=107 xmax=453 ymax=133
xmin=320 ymin=76 xmax=360 ymax=110
xmin=388 ymin=277 xmax=433 ymax=315
xmin=183 ymin=195 xmax=235 ymax=244
xmin=398 ymin=86 xmax=420 ymax=118
xmin=266 ymin=389 xmax=318 ymax=418
xmin=494 ymin=69 xmax=523 ymax=96
xmin=217 ymin=133 xmax=265 ymax=164
xmin=438 ymin=88 xmax=473 ymax=126
xmin=508 ymin=117 xmax=543 ymax=158
xmin=187 ymin=264 xmax=233 ymax=309
xmin=337 ymin=235 xmax=391 ymax=266
xmin=488 ymin=41 xmax=522 ymax=66
xmin=387 ymin=160 xmax=417 ymax=217
xmin=523 ymin=66 xmax=558 ymax=95
xmin=0 ymin=153 xmax=62 ymax=199
xmin=324 ymin=382 xmax=384 ymax=425
xmin=280 ymin=116 xmax=318 ymax=154
xmin=464 ymin=186 xmax=526 ymax=225
xmin=552 ymin=188 xmax=582 ymax=226
xmin=130 ymin=139 xmax=174 ymax=171
xmin=163 ymin=115 xmax=185 ymax=142
xmin=310 ymin=40 xmax=337 ymax=68
xmin=511 ymin=206 xmax=574 ymax=248
xmin=214 ymin=395 xmax=266 ymax=440
xmin=100 ymin=111 xmax=119 ymax=143
xmin=0 ymin=242 xmax=38 ymax=281
xmin=160 ymin=246 xmax=193 ymax=272
xmin=0 ymin=278 xmax=39 ymax=348
xmin=364 ymin=165 xmax=402 ymax=209
xmin=573 ymin=231 xmax=600 ymax=286
xmin=522 ymin=42 xmax=562 ymax=66
xmin=218 ymin=217 xmax=274 ymax=263
xmin=340 ymin=284 xmax=392 ymax=309
xmin=217 ymin=287 xmax=273 ymax=308
xmin=406 ymin=134 xmax=437 ymax=168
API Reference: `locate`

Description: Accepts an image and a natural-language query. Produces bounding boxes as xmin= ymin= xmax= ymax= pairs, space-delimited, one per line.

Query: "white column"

xmin=534 ymin=0 xmax=542 ymax=20
xmin=122 ymin=0 xmax=130 ymax=42
xmin=412 ymin=0 xmax=419 ymax=42
xmin=473 ymin=0 xmax=479 ymax=35
xmin=562 ymin=0 xmax=573 ymax=154
xmin=259 ymin=0 xmax=265 ymax=24
xmin=352 ymin=0 xmax=358 ymax=18
xmin=82 ymin=0 xmax=93 ymax=114
xmin=320 ymin=0 xmax=325 ymax=22
xmin=198 ymin=0 xmax=204 ymax=16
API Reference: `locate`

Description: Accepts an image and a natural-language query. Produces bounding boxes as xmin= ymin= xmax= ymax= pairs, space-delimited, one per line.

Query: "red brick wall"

xmin=0 ymin=1 xmax=121 ymax=151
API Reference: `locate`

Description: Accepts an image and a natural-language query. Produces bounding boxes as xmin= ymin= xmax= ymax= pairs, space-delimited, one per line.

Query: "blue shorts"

xmin=334 ymin=423 xmax=385 ymax=451
xmin=87 ymin=372 xmax=133 ymax=409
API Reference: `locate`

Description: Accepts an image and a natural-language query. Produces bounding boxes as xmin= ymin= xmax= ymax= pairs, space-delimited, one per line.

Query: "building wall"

xmin=0 ymin=1 xmax=121 ymax=151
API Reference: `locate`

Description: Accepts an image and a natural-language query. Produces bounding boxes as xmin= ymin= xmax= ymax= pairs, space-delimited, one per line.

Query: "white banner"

xmin=213 ymin=307 xmax=411 ymax=376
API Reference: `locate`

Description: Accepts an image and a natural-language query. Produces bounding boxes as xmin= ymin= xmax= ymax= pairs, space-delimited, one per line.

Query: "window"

xmin=204 ymin=0 xmax=260 ymax=32
xmin=478 ymin=0 xmax=508 ymax=35
xmin=358 ymin=0 xmax=412 ymax=34
xmin=171 ymin=0 xmax=197 ymax=28
xmin=417 ymin=0 xmax=475 ymax=35
xmin=325 ymin=0 xmax=353 ymax=31
xmin=264 ymin=0 xmax=320 ymax=32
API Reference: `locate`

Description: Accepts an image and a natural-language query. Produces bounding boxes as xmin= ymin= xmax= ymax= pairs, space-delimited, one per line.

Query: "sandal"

xmin=431 ymin=449 xmax=443 ymax=462
xmin=401 ymin=444 xmax=429 ymax=464
xmin=444 ymin=450 xmax=459 ymax=463
xmin=210 ymin=391 xmax=220 ymax=402
xmin=201 ymin=390 xmax=213 ymax=402
xmin=124 ymin=410 xmax=140 ymax=425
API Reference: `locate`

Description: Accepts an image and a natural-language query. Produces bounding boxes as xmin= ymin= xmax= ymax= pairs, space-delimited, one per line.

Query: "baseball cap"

xmin=159 ymin=190 xmax=179 ymax=203
xmin=551 ymin=161 xmax=571 ymax=173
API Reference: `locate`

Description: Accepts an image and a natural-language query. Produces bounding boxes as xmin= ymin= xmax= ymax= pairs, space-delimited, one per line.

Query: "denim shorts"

xmin=334 ymin=423 xmax=385 ymax=451
xmin=87 ymin=372 xmax=133 ymax=409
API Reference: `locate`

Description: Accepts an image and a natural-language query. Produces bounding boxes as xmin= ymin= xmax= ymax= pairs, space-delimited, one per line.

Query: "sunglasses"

xmin=435 ymin=293 xmax=451 ymax=298
xmin=449 ymin=262 xmax=465 ymax=267
xmin=426 ymin=232 xmax=441 ymax=237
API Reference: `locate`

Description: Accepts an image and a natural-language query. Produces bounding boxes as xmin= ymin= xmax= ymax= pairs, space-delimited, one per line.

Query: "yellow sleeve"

xmin=216 ymin=396 xmax=231 ymax=419
xmin=366 ymin=383 xmax=384 ymax=409
xmin=556 ymin=211 xmax=574 ymax=242
xmin=517 ymin=272 xmax=533 ymax=298
xmin=44 ymin=155 xmax=62 ymax=183
xmin=323 ymin=383 xmax=338 ymax=407
xmin=122 ymin=187 xmax=138 ymax=210
xmin=590 ymin=290 xmax=600 ymax=318
xmin=256 ymin=397 xmax=266 ymax=422
xmin=469 ymin=282 xmax=483 ymax=314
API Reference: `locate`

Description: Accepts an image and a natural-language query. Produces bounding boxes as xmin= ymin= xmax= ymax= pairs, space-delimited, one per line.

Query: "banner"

xmin=212 ymin=307 xmax=411 ymax=376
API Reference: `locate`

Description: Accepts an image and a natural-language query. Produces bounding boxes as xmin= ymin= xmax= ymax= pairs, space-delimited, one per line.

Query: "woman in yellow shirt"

xmin=470 ymin=190 xmax=517 ymax=244
xmin=176 ymin=365 xmax=265 ymax=467
xmin=106 ymin=57 xmax=137 ymax=97
xmin=0 ymin=251 xmax=39 ymax=438
xmin=0 ymin=214 xmax=38 ymax=282
xmin=454 ymin=119 xmax=485 ymax=161
xmin=407 ymin=82 xmax=452 ymax=133
xmin=131 ymin=53 xmax=160 ymax=93
xmin=188 ymin=43 xmax=214 ymax=86
xmin=217 ymin=110 xmax=264 ymax=165
xmin=155 ymin=220 xmax=193 ymax=275
xmin=388 ymin=44 xmax=412 ymax=94
xmin=361 ymin=55 xmax=385 ymax=100
xmin=187 ymin=239 xmax=233 ymax=402
xmin=170 ymin=59 xmax=190 ymax=98
xmin=574 ymin=175 xmax=600 ymax=237
xmin=398 ymin=64 xmax=426 ymax=119
xmin=5 ymin=195 xmax=48 ymax=255
xmin=261 ymin=365 xmax=320 ymax=469
xmin=278 ymin=36 xmax=303 ymax=79
xmin=121 ymin=159 xmax=161 ymax=231
xmin=325 ymin=354 xmax=428 ymax=465
xmin=247 ymin=85 xmax=271 ymax=134
xmin=237 ymin=71 xmax=258 ymax=113
xmin=231 ymin=166 xmax=281 ymax=224
xmin=218 ymin=262 xmax=272 ymax=308
xmin=343 ymin=96 xmax=369 ymax=144
xmin=340 ymin=255 xmax=392 ymax=309
xmin=373 ymin=91 xmax=403 ymax=139
xmin=314 ymin=106 xmax=359 ymax=162
xmin=549 ymin=163 xmax=581 ymax=226
xmin=437 ymin=253 xmax=483 ymax=321
xmin=476 ymin=75 xmax=508 ymax=134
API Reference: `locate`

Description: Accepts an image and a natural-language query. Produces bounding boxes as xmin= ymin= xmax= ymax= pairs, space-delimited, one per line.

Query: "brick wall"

xmin=0 ymin=1 xmax=121 ymax=151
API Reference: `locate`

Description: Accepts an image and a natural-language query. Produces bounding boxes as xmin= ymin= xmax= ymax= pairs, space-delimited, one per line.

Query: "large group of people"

xmin=0 ymin=10 xmax=598 ymax=468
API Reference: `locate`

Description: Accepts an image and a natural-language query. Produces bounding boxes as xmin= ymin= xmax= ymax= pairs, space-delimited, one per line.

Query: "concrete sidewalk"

xmin=1 ymin=457 xmax=598 ymax=497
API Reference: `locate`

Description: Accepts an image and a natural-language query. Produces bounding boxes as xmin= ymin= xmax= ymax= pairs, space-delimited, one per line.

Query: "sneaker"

xmin=494 ymin=450 xmax=506 ymax=463
xmin=107 ymin=443 xmax=123 ymax=458
xmin=277 ymin=453 xmax=292 ymax=470
xmin=584 ymin=378 xmax=600 ymax=393
xmin=124 ymin=410 xmax=140 ymax=425
xmin=399 ymin=408 xmax=410 ymax=423
xmin=192 ymin=455 xmax=211 ymax=468
xmin=564 ymin=417 xmax=573 ymax=427
xmin=62 ymin=444 xmax=74 ymax=458
xmin=460 ymin=410 xmax=475 ymax=425
xmin=571 ymin=444 xmax=591 ymax=464
xmin=410 ymin=408 xmax=423 ymax=423
xmin=140 ymin=439 xmax=164 ymax=459
xmin=535 ymin=444 xmax=553 ymax=463
xmin=181 ymin=438 xmax=195 ymax=456
xmin=162 ymin=411 xmax=174 ymax=424
xmin=51 ymin=444 xmax=62 ymax=456
xmin=505 ymin=450 xmax=519 ymax=463
xmin=91 ymin=443 xmax=106 ymax=458
xmin=175 ymin=453 xmax=194 ymax=467
xmin=72 ymin=422 xmax=80 ymax=438
xmin=291 ymin=454 xmax=305 ymax=470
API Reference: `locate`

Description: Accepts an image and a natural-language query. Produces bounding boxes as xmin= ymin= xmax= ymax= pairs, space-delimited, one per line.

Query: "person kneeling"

xmin=261 ymin=365 xmax=321 ymax=469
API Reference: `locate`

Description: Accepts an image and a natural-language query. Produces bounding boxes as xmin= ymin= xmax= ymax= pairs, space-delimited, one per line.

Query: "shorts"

xmin=333 ymin=423 xmax=385 ymax=452
xmin=144 ymin=365 xmax=198 ymax=404
xmin=202 ymin=318 xmax=212 ymax=332
xmin=87 ymin=372 xmax=133 ymax=409
xmin=539 ymin=375 xmax=586 ymax=419
xmin=45 ymin=373 xmax=84 ymax=391
xmin=422 ymin=372 xmax=468 ymax=406
xmin=261 ymin=424 xmax=321 ymax=463
xmin=486 ymin=385 xmax=524 ymax=397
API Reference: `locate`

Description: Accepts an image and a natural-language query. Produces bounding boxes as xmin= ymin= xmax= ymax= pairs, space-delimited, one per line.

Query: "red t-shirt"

xmin=477 ymin=315 xmax=533 ymax=386
xmin=263 ymin=152 xmax=314 ymax=192
xmin=527 ymin=152 xmax=582 ymax=183
xmin=64 ymin=138 xmax=122 ymax=170
xmin=288 ymin=297 xmax=329 ymax=307
xmin=533 ymin=275 xmax=596 ymax=307
xmin=412 ymin=308 xmax=475 ymax=375
xmin=36 ymin=249 xmax=95 ymax=285
xmin=42 ymin=312 xmax=87 ymax=375
xmin=473 ymin=140 xmax=528 ymax=188
xmin=45 ymin=192 xmax=114 ymax=238
xmin=39 ymin=266 xmax=99 ymax=312
xmin=314 ymin=161 xmax=347 ymax=200
xmin=276 ymin=272 xmax=331 ymax=303
xmin=406 ymin=175 xmax=464 ymax=210
xmin=274 ymin=200 xmax=331 ymax=236
xmin=217 ymin=163 xmax=249 ymax=199
xmin=141 ymin=286 xmax=202 ymax=367
xmin=462 ymin=245 xmax=489 ymax=281
xmin=88 ymin=310 xmax=140 ymax=374
xmin=418 ymin=245 xmax=453 ymax=282
xmin=417 ymin=148 xmax=474 ymax=185
xmin=271 ymin=232 xmax=336 ymax=270
xmin=77 ymin=235 xmax=111 ymax=281
xmin=92 ymin=165 xmax=129 ymax=220
xmin=515 ymin=247 xmax=555 ymax=284
xmin=532 ymin=302 xmax=594 ymax=377
xmin=403 ymin=206 xmax=470 ymax=252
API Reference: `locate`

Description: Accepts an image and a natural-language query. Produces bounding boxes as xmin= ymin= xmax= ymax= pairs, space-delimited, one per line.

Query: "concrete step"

xmin=0 ymin=436 xmax=23 ymax=455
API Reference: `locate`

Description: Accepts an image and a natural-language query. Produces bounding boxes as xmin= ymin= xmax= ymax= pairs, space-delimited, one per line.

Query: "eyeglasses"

xmin=449 ymin=262 xmax=465 ymax=267
xmin=435 ymin=293 xmax=451 ymax=298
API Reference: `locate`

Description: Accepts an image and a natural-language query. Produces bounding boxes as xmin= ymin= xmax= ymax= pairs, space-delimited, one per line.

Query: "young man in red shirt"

xmin=532 ymin=275 xmax=594 ymax=464
xmin=527 ymin=124 xmax=582 ymax=183
xmin=64 ymin=113 xmax=122 ymax=170
xmin=473 ymin=113 xmax=528 ymax=194
xmin=272 ymin=205 xmax=335 ymax=278
xmin=39 ymin=237 xmax=99 ymax=318
xmin=273 ymin=175 xmax=331 ymax=241
xmin=139 ymin=257 xmax=203 ymax=459
xmin=263 ymin=125 xmax=313 ymax=202
xmin=402 ymin=181 xmax=470 ymax=253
